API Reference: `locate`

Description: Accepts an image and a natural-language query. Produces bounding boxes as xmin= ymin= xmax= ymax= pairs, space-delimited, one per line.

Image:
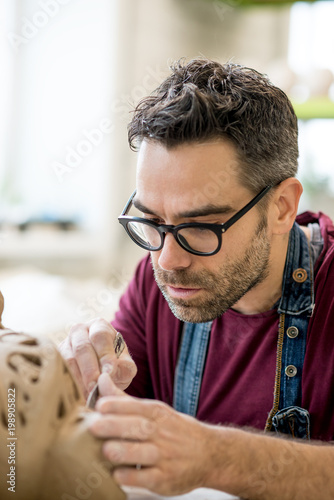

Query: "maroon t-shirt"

xmin=112 ymin=212 xmax=334 ymax=441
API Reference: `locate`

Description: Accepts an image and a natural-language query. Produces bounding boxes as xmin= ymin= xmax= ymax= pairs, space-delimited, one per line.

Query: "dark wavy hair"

xmin=128 ymin=58 xmax=299 ymax=194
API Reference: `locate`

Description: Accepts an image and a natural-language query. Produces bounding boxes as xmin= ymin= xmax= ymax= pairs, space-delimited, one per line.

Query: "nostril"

xmin=157 ymin=235 xmax=192 ymax=272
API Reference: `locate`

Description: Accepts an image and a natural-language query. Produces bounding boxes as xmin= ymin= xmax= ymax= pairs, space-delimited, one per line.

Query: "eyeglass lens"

xmin=126 ymin=221 xmax=220 ymax=254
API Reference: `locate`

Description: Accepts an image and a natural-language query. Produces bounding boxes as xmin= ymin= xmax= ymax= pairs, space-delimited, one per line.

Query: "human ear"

xmin=271 ymin=178 xmax=303 ymax=235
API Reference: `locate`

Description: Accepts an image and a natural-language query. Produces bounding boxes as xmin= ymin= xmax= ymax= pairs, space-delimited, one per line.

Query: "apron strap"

xmin=173 ymin=321 xmax=212 ymax=417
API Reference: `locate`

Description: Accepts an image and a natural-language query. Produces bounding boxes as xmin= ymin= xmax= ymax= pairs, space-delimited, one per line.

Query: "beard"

xmin=152 ymin=216 xmax=271 ymax=323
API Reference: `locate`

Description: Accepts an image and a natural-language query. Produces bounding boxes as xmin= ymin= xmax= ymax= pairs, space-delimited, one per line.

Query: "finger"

xmin=58 ymin=337 xmax=87 ymax=397
xmin=97 ymin=397 xmax=172 ymax=424
xmin=90 ymin=414 xmax=156 ymax=441
xmin=88 ymin=319 xmax=124 ymax=367
xmin=113 ymin=466 xmax=161 ymax=491
xmin=89 ymin=319 xmax=137 ymax=389
xmin=70 ymin=323 xmax=100 ymax=392
xmin=108 ymin=359 xmax=138 ymax=391
xmin=98 ymin=372 xmax=125 ymax=398
xmin=88 ymin=318 xmax=119 ymax=360
xmin=103 ymin=440 xmax=159 ymax=467
xmin=0 ymin=291 xmax=4 ymax=326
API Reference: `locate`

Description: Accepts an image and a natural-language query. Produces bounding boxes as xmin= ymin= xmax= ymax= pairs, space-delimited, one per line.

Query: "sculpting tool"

xmin=86 ymin=331 xmax=125 ymax=409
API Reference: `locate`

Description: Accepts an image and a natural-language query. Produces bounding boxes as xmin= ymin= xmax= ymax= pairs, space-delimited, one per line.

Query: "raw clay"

xmin=0 ymin=291 xmax=125 ymax=500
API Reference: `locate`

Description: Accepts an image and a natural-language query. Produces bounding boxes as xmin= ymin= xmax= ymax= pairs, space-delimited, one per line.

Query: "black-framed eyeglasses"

xmin=118 ymin=185 xmax=272 ymax=256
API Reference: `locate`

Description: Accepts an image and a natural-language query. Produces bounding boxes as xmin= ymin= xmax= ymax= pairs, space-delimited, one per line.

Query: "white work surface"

xmin=125 ymin=486 xmax=239 ymax=499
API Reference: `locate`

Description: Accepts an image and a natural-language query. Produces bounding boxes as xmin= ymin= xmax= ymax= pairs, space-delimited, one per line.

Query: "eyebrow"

xmin=133 ymin=198 xmax=235 ymax=219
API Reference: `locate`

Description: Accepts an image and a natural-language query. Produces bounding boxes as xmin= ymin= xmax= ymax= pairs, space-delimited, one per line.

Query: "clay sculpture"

xmin=0 ymin=292 xmax=125 ymax=500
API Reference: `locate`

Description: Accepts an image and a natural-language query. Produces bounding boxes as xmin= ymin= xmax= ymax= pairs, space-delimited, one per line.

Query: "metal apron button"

xmin=287 ymin=326 xmax=299 ymax=338
xmin=285 ymin=365 xmax=297 ymax=377
xmin=292 ymin=268 xmax=307 ymax=283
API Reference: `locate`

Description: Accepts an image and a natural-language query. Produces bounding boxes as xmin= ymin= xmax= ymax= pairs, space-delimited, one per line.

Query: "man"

xmin=59 ymin=59 xmax=334 ymax=498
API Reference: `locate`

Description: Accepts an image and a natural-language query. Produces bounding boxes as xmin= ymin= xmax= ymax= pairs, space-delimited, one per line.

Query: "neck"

xmin=231 ymin=233 xmax=290 ymax=315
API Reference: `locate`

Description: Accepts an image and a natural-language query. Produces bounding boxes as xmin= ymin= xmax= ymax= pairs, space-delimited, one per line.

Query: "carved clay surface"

xmin=0 ymin=293 xmax=125 ymax=500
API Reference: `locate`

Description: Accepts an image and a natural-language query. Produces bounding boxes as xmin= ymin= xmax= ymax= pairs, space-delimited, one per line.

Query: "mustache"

xmin=153 ymin=267 xmax=212 ymax=288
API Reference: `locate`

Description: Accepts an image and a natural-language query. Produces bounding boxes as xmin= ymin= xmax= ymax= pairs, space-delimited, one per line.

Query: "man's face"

xmin=135 ymin=139 xmax=272 ymax=322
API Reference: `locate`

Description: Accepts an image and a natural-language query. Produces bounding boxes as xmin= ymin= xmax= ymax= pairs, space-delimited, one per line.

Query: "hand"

xmin=90 ymin=376 xmax=214 ymax=496
xmin=0 ymin=291 xmax=4 ymax=328
xmin=58 ymin=318 xmax=137 ymax=398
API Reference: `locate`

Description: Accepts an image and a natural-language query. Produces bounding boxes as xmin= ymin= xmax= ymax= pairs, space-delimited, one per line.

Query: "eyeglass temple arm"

xmin=121 ymin=189 xmax=137 ymax=215
xmin=221 ymin=185 xmax=273 ymax=232
xmin=121 ymin=185 xmax=272 ymax=223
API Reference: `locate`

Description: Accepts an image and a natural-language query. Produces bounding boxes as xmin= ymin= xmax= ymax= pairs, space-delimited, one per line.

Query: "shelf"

xmin=0 ymin=229 xmax=99 ymax=260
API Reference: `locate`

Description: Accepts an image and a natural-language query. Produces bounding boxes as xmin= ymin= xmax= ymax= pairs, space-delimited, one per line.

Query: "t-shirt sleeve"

xmin=111 ymin=255 xmax=155 ymax=399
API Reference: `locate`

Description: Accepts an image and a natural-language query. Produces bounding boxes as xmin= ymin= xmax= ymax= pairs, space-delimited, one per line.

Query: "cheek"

xmin=150 ymin=251 xmax=159 ymax=268
xmin=222 ymin=220 xmax=256 ymax=254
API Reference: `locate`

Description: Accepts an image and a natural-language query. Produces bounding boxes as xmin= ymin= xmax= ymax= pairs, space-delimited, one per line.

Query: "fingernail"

xmin=113 ymin=469 xmax=126 ymax=484
xmin=102 ymin=363 xmax=114 ymax=375
xmin=88 ymin=381 xmax=97 ymax=392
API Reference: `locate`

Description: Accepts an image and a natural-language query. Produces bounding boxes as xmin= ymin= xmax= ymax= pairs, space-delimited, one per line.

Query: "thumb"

xmin=0 ymin=291 xmax=4 ymax=328
xmin=97 ymin=372 xmax=125 ymax=398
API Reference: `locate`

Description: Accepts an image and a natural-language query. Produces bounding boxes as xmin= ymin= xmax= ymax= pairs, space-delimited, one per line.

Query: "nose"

xmin=157 ymin=233 xmax=192 ymax=271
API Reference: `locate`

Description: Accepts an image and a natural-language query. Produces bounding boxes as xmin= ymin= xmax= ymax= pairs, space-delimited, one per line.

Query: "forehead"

xmin=136 ymin=139 xmax=244 ymax=213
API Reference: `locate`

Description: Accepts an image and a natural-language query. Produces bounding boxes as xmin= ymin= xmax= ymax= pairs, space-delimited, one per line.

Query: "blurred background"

xmin=0 ymin=0 xmax=334 ymax=340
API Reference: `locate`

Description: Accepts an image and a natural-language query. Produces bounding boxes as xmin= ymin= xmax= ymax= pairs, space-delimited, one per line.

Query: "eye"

xmin=143 ymin=216 xmax=163 ymax=224
xmin=188 ymin=220 xmax=219 ymax=227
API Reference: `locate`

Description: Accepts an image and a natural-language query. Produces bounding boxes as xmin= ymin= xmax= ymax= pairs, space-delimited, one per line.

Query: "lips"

xmin=166 ymin=285 xmax=202 ymax=299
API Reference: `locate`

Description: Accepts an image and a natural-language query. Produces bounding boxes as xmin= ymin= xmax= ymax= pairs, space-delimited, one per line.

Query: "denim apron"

xmin=173 ymin=223 xmax=314 ymax=439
